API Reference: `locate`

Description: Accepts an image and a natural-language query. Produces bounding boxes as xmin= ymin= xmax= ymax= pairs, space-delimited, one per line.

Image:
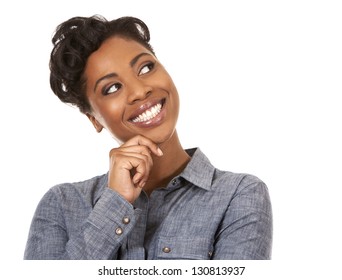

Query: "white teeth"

xmin=132 ymin=103 xmax=162 ymax=123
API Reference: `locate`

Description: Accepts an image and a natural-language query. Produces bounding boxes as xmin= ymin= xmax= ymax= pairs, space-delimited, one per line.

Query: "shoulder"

xmin=214 ymin=169 xmax=267 ymax=192
xmin=213 ymin=169 xmax=271 ymax=215
xmin=211 ymin=169 xmax=268 ymax=200
xmin=45 ymin=173 xmax=108 ymax=208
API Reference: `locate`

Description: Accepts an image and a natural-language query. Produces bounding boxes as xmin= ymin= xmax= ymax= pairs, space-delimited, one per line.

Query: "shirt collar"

xmin=179 ymin=148 xmax=215 ymax=191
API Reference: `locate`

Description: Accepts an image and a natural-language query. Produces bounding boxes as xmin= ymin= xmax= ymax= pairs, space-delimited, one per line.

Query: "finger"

xmin=137 ymin=181 xmax=146 ymax=189
xmin=122 ymin=135 xmax=163 ymax=157
xmin=111 ymin=150 xmax=153 ymax=170
xmin=127 ymin=157 xmax=150 ymax=186
xmin=113 ymin=145 xmax=153 ymax=164
xmin=114 ymin=153 xmax=152 ymax=183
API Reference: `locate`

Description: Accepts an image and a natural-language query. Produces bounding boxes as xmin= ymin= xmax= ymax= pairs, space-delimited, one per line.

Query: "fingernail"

xmin=139 ymin=181 xmax=146 ymax=188
xmin=157 ymin=147 xmax=163 ymax=156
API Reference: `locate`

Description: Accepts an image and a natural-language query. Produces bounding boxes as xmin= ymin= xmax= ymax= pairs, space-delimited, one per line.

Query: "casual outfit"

xmin=24 ymin=148 xmax=272 ymax=260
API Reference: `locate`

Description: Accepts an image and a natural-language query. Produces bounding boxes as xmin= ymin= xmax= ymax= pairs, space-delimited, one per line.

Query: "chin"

xmin=110 ymin=117 xmax=178 ymax=145
xmin=147 ymin=128 xmax=177 ymax=146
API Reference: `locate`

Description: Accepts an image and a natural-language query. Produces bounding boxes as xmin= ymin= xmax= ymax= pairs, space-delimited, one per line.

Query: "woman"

xmin=24 ymin=15 xmax=272 ymax=260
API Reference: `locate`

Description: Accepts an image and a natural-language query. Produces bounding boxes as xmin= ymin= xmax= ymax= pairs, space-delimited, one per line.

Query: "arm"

xmin=24 ymin=135 xmax=162 ymax=260
xmin=24 ymin=187 xmax=138 ymax=260
xmin=212 ymin=177 xmax=273 ymax=260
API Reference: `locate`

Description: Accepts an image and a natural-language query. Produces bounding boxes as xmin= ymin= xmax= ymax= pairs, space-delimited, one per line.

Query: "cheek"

xmin=89 ymin=98 xmax=123 ymax=129
xmin=166 ymin=80 xmax=180 ymax=113
xmin=101 ymin=102 xmax=123 ymax=125
xmin=98 ymin=101 xmax=136 ymax=142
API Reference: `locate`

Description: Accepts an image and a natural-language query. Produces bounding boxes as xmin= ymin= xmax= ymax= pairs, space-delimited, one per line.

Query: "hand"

xmin=108 ymin=135 xmax=163 ymax=203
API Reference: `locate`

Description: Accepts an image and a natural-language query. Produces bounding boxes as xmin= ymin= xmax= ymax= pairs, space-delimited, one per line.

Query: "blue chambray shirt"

xmin=24 ymin=148 xmax=272 ymax=260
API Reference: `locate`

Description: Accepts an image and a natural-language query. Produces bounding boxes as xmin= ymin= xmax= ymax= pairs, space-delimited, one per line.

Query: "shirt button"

xmin=115 ymin=227 xmax=123 ymax=235
xmin=162 ymin=247 xmax=171 ymax=253
xmin=122 ymin=217 xmax=130 ymax=224
xmin=171 ymin=179 xmax=177 ymax=185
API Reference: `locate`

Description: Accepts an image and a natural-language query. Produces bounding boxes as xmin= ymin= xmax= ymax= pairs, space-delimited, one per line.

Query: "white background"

xmin=1 ymin=0 xmax=341 ymax=278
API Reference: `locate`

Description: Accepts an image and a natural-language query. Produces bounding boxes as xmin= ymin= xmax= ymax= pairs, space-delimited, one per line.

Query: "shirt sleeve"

xmin=24 ymin=187 xmax=139 ymax=260
xmin=212 ymin=176 xmax=273 ymax=260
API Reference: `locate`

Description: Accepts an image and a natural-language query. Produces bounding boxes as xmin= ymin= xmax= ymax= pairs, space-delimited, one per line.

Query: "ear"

xmin=86 ymin=113 xmax=104 ymax=133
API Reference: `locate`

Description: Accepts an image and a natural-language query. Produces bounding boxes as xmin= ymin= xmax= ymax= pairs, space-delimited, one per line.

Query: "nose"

xmin=126 ymin=78 xmax=152 ymax=104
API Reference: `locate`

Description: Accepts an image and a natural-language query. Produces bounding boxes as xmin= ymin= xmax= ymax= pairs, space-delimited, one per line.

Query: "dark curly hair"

xmin=49 ymin=15 xmax=155 ymax=114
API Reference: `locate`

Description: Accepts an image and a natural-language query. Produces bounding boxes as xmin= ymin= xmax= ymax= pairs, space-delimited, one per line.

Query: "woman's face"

xmin=84 ymin=36 xmax=179 ymax=144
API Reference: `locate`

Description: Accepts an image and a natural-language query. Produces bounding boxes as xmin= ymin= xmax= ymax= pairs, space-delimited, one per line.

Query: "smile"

xmin=132 ymin=102 xmax=162 ymax=123
xmin=129 ymin=98 xmax=166 ymax=125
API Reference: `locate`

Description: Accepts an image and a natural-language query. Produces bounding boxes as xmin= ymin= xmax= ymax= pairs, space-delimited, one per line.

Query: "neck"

xmin=144 ymin=130 xmax=190 ymax=195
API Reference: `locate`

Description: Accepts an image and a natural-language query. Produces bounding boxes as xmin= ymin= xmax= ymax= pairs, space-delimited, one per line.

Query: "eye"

xmin=139 ymin=62 xmax=154 ymax=76
xmin=103 ymin=83 xmax=122 ymax=96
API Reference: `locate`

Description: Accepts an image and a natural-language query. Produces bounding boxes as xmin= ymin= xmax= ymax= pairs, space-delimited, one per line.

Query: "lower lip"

xmin=129 ymin=101 xmax=166 ymax=129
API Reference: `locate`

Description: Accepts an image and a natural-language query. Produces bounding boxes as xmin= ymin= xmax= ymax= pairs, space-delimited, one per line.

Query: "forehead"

xmin=86 ymin=36 xmax=150 ymax=71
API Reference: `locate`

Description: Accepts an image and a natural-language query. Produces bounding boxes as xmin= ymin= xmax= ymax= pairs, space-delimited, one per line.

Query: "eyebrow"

xmin=93 ymin=52 xmax=151 ymax=93
xmin=129 ymin=52 xmax=150 ymax=67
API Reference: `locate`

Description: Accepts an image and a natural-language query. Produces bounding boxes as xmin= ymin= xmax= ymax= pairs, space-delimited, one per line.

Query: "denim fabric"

xmin=24 ymin=148 xmax=272 ymax=260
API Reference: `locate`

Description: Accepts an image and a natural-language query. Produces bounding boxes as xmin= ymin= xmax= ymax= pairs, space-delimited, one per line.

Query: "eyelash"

xmin=139 ymin=62 xmax=155 ymax=75
xmin=103 ymin=83 xmax=122 ymax=96
xmin=102 ymin=62 xmax=155 ymax=96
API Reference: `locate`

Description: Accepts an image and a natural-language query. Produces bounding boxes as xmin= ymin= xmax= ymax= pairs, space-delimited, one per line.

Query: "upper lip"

xmin=128 ymin=98 xmax=165 ymax=121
